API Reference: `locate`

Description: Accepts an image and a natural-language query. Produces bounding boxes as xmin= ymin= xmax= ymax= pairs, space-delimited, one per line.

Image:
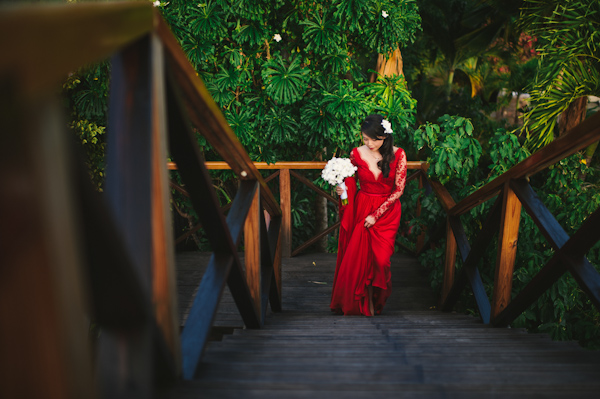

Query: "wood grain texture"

xmin=495 ymin=181 xmax=600 ymax=325
xmin=491 ymin=183 xmax=522 ymax=319
xmin=244 ymin=186 xmax=262 ymax=319
xmin=101 ymin=35 xmax=156 ymax=399
xmin=224 ymin=182 xmax=262 ymax=329
xmin=441 ymin=196 xmax=501 ymax=318
xmin=0 ymin=91 xmax=95 ymax=398
xmin=148 ymin=33 xmax=181 ymax=372
xmin=280 ymin=169 xmax=292 ymax=258
xmin=0 ymin=2 xmax=155 ymax=98
xmin=510 ymin=179 xmax=569 ymax=250
xmin=447 ymin=216 xmax=491 ymax=324
xmin=168 ymin=253 xmax=600 ymax=398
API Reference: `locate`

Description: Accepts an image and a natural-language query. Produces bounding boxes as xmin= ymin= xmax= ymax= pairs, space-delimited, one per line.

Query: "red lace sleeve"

xmin=349 ymin=148 xmax=357 ymax=166
xmin=370 ymin=149 xmax=407 ymax=221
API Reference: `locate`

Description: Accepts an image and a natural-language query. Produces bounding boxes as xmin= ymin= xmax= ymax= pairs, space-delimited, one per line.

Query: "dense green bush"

xmin=160 ymin=0 xmax=420 ymax=163
xmin=413 ymin=124 xmax=600 ymax=349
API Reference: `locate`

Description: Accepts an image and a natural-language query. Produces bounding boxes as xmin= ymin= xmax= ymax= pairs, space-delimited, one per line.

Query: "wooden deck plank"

xmin=167 ymin=251 xmax=600 ymax=398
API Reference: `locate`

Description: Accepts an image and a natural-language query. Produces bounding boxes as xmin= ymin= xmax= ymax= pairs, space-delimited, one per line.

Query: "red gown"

xmin=330 ymin=147 xmax=407 ymax=316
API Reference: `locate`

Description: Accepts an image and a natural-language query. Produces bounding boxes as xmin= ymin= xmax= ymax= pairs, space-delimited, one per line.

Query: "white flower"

xmin=382 ymin=10 xmax=389 ymax=18
xmin=153 ymin=1 xmax=160 ymax=6
xmin=381 ymin=119 xmax=393 ymax=134
xmin=273 ymin=34 xmax=282 ymax=42
xmin=321 ymin=157 xmax=357 ymax=186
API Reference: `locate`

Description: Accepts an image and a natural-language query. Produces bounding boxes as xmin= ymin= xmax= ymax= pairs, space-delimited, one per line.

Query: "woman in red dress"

xmin=330 ymin=114 xmax=407 ymax=316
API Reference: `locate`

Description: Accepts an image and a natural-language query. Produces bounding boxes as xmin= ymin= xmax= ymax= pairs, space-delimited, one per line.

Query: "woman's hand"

xmin=364 ymin=215 xmax=376 ymax=228
xmin=335 ymin=185 xmax=345 ymax=196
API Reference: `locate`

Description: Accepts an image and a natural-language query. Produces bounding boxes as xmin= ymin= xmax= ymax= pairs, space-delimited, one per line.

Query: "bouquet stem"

xmin=338 ymin=182 xmax=348 ymax=206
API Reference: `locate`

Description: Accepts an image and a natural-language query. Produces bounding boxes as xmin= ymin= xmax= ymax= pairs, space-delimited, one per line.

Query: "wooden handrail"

xmin=423 ymin=111 xmax=600 ymax=327
xmin=156 ymin=18 xmax=280 ymax=218
xmin=449 ymin=111 xmax=600 ymax=216
xmin=170 ymin=160 xmax=429 ymax=257
xmin=0 ymin=3 xmax=156 ymax=98
xmin=168 ymin=161 xmax=428 ymax=170
xmin=1 ymin=1 xmax=283 ymax=395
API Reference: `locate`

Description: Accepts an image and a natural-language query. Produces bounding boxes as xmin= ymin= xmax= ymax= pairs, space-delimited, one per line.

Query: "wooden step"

xmin=166 ymin=381 xmax=600 ymax=399
xmin=168 ymin=252 xmax=600 ymax=398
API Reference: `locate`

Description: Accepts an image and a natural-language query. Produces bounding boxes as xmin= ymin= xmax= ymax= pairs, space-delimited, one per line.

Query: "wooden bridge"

xmin=2 ymin=3 xmax=600 ymax=399
xmin=169 ymin=253 xmax=600 ymax=398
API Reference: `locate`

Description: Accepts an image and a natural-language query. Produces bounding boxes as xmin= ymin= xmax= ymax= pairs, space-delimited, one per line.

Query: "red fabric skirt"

xmin=330 ymin=181 xmax=402 ymax=316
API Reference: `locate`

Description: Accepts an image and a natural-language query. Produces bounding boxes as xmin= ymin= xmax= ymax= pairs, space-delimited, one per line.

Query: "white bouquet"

xmin=321 ymin=157 xmax=357 ymax=206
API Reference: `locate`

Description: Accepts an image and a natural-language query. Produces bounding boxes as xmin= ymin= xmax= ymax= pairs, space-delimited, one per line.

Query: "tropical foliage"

xmin=63 ymin=62 xmax=109 ymax=189
xmin=160 ymin=0 xmax=421 ymax=163
xmin=519 ymin=0 xmax=600 ymax=150
xmin=404 ymin=0 xmax=532 ymax=128
xmin=412 ymin=125 xmax=600 ymax=349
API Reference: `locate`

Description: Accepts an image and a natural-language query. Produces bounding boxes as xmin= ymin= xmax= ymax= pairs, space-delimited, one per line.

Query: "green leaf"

xmin=261 ymin=55 xmax=309 ymax=105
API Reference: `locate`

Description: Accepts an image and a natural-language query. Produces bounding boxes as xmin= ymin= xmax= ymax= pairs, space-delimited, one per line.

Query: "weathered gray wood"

xmin=447 ymin=215 xmax=491 ymax=323
xmin=168 ymin=252 xmax=600 ymax=398
xmin=101 ymin=34 xmax=157 ymax=399
xmin=441 ymin=196 xmax=501 ymax=313
xmin=494 ymin=180 xmax=600 ymax=326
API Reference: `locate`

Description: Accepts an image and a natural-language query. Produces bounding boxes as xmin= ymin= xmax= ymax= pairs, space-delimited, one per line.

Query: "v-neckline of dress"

xmin=356 ymin=147 xmax=383 ymax=181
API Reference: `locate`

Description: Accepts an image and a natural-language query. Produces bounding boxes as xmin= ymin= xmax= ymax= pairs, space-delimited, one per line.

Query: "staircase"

xmin=167 ymin=253 xmax=600 ymax=398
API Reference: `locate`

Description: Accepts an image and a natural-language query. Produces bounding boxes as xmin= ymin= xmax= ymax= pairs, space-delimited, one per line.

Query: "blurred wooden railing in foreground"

xmin=0 ymin=2 xmax=281 ymax=397
xmin=422 ymin=111 xmax=600 ymax=326
xmin=168 ymin=160 xmax=429 ymax=257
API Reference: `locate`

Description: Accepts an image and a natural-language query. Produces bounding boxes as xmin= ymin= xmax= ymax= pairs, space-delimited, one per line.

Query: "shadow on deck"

xmin=167 ymin=252 xmax=600 ymax=398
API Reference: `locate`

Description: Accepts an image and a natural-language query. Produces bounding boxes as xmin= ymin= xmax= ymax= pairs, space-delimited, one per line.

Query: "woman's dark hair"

xmin=361 ymin=114 xmax=394 ymax=178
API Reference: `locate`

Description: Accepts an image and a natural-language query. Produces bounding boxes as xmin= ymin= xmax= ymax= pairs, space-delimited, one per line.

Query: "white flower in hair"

xmin=381 ymin=119 xmax=393 ymax=134
xmin=382 ymin=10 xmax=389 ymax=18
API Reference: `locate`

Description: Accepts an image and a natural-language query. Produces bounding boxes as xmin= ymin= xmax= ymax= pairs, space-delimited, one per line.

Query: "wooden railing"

xmin=1 ymin=2 xmax=281 ymax=397
xmin=169 ymin=160 xmax=429 ymax=257
xmin=422 ymin=111 xmax=600 ymax=326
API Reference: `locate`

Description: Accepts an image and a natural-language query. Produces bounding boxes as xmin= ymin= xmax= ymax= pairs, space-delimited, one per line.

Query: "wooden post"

xmin=244 ymin=185 xmax=262 ymax=318
xmin=441 ymin=216 xmax=457 ymax=304
xmin=0 ymin=92 xmax=95 ymax=399
xmin=100 ymin=35 xmax=156 ymax=398
xmin=280 ymin=169 xmax=292 ymax=257
xmin=149 ymin=32 xmax=181 ymax=373
xmin=491 ymin=182 xmax=522 ymax=320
